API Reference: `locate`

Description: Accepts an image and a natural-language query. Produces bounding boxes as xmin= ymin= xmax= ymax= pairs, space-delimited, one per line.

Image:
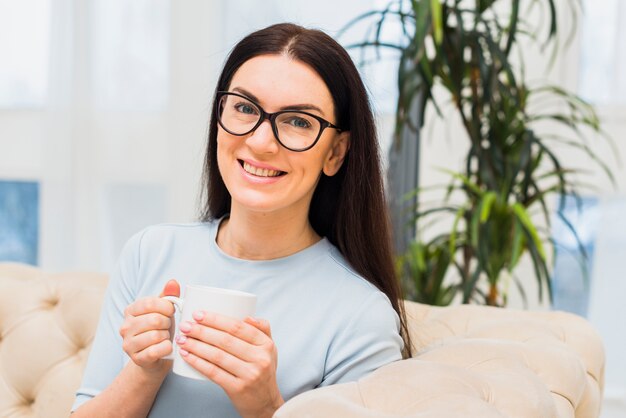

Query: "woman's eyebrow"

xmin=231 ymin=87 xmax=325 ymax=114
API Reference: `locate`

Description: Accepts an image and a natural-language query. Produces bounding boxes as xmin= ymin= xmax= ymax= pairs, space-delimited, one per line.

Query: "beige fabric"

xmin=276 ymin=303 xmax=605 ymax=418
xmin=0 ymin=263 xmax=605 ymax=418
xmin=0 ymin=263 xmax=107 ymax=418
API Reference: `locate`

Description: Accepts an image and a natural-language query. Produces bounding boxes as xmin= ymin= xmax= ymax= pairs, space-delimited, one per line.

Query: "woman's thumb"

xmin=159 ymin=279 xmax=181 ymax=297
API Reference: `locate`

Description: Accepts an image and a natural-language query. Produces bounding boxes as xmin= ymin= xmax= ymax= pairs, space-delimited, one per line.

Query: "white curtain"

xmin=579 ymin=0 xmax=626 ymax=106
xmin=1 ymin=0 xmax=221 ymax=271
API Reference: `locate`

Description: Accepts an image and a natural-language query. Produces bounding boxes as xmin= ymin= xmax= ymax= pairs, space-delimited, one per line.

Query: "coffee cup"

xmin=162 ymin=284 xmax=257 ymax=380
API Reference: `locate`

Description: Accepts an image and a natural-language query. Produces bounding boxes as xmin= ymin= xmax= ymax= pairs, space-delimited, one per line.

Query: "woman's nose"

xmin=245 ymin=119 xmax=280 ymax=153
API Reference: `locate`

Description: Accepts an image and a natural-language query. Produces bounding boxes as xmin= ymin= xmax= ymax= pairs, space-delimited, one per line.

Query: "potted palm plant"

xmin=343 ymin=0 xmax=615 ymax=306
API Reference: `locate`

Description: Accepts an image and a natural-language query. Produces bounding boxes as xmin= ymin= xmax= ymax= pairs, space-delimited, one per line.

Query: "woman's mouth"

xmin=239 ymin=160 xmax=286 ymax=178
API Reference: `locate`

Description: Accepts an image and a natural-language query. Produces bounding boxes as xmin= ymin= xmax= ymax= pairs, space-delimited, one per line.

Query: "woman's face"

xmin=216 ymin=54 xmax=349 ymax=218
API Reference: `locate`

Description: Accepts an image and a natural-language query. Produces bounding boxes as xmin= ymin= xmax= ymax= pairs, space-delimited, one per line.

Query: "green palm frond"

xmin=342 ymin=0 xmax=615 ymax=307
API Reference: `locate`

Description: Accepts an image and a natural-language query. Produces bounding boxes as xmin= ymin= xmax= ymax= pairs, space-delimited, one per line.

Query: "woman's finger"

xmin=179 ymin=320 xmax=253 ymax=362
xmin=125 ymin=297 xmax=175 ymax=317
xmin=134 ymin=339 xmax=174 ymax=365
xmin=191 ymin=311 xmax=267 ymax=346
xmin=176 ymin=334 xmax=250 ymax=378
xmin=124 ymin=329 xmax=171 ymax=355
xmin=120 ymin=312 xmax=171 ymax=338
xmin=159 ymin=279 xmax=181 ymax=298
xmin=179 ymin=348 xmax=238 ymax=389
xmin=244 ymin=317 xmax=272 ymax=338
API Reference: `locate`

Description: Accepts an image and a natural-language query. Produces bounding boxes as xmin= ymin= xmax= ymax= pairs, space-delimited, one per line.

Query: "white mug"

xmin=163 ymin=284 xmax=257 ymax=380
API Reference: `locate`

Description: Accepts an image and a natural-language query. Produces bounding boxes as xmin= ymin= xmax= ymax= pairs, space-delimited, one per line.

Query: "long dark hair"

xmin=199 ymin=23 xmax=412 ymax=358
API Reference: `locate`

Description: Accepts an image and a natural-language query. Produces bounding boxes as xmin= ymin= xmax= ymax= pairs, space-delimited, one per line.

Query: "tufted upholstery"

xmin=276 ymin=302 xmax=605 ymax=417
xmin=0 ymin=263 xmax=605 ymax=418
xmin=0 ymin=263 xmax=107 ymax=418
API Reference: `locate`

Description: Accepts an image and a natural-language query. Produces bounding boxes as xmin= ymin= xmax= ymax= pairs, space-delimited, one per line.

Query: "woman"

xmin=72 ymin=23 xmax=411 ymax=418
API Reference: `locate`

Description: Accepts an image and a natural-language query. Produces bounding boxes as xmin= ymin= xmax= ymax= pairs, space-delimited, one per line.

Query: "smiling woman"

xmin=71 ymin=23 xmax=411 ymax=418
xmin=215 ymin=55 xmax=349 ymax=222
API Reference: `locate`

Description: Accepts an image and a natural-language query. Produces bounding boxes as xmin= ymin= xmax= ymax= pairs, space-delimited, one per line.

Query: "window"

xmin=578 ymin=0 xmax=626 ymax=105
xmin=91 ymin=0 xmax=170 ymax=110
xmin=0 ymin=0 xmax=51 ymax=108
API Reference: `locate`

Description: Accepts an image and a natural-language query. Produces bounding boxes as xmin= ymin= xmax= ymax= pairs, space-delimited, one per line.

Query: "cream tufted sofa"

xmin=0 ymin=262 xmax=604 ymax=418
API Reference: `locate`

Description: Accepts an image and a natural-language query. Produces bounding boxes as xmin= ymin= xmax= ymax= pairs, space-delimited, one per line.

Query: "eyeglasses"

xmin=216 ymin=91 xmax=342 ymax=152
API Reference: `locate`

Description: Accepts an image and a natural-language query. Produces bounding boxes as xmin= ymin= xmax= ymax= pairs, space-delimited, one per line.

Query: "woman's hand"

xmin=175 ymin=311 xmax=284 ymax=418
xmin=119 ymin=279 xmax=181 ymax=373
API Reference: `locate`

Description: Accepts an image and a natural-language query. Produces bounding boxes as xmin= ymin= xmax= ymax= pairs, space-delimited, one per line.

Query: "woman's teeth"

xmin=242 ymin=161 xmax=283 ymax=177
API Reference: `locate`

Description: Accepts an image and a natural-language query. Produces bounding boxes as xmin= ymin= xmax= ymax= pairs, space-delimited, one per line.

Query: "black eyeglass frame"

xmin=216 ymin=91 xmax=343 ymax=152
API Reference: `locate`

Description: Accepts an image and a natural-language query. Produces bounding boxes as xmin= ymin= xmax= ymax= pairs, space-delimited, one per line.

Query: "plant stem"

xmin=487 ymin=283 xmax=499 ymax=306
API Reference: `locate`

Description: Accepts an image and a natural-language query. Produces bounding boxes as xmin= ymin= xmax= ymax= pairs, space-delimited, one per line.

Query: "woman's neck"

xmin=216 ymin=206 xmax=321 ymax=260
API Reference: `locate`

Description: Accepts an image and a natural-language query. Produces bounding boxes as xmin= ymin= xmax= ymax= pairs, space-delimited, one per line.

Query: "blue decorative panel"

xmin=0 ymin=180 xmax=39 ymax=265
xmin=551 ymin=195 xmax=600 ymax=317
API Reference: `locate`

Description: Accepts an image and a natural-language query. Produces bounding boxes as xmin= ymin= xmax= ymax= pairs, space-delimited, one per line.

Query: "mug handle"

xmin=162 ymin=295 xmax=183 ymax=360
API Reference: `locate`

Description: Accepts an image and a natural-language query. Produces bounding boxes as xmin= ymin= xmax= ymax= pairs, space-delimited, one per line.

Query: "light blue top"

xmin=72 ymin=220 xmax=403 ymax=417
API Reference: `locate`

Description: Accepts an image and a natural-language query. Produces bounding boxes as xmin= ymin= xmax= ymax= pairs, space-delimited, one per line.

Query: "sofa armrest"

xmin=275 ymin=301 xmax=605 ymax=418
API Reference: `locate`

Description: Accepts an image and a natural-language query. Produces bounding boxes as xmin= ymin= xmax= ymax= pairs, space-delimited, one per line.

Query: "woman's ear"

xmin=322 ymin=131 xmax=350 ymax=176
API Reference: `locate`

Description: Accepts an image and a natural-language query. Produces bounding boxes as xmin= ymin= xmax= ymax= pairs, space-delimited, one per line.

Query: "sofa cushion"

xmin=0 ymin=263 xmax=107 ymax=418
xmin=274 ymin=302 xmax=605 ymax=417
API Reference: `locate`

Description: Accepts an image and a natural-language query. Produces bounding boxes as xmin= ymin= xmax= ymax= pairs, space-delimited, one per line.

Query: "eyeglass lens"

xmin=218 ymin=93 xmax=322 ymax=151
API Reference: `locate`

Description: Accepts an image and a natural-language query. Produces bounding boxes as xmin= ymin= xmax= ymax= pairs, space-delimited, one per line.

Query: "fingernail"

xmin=179 ymin=348 xmax=189 ymax=357
xmin=192 ymin=310 xmax=204 ymax=321
xmin=175 ymin=335 xmax=187 ymax=344
xmin=179 ymin=321 xmax=192 ymax=333
xmin=246 ymin=316 xmax=260 ymax=325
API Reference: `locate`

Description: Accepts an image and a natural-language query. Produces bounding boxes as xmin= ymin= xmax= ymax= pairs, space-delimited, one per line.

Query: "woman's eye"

xmin=234 ymin=103 xmax=257 ymax=115
xmin=288 ymin=117 xmax=312 ymax=129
